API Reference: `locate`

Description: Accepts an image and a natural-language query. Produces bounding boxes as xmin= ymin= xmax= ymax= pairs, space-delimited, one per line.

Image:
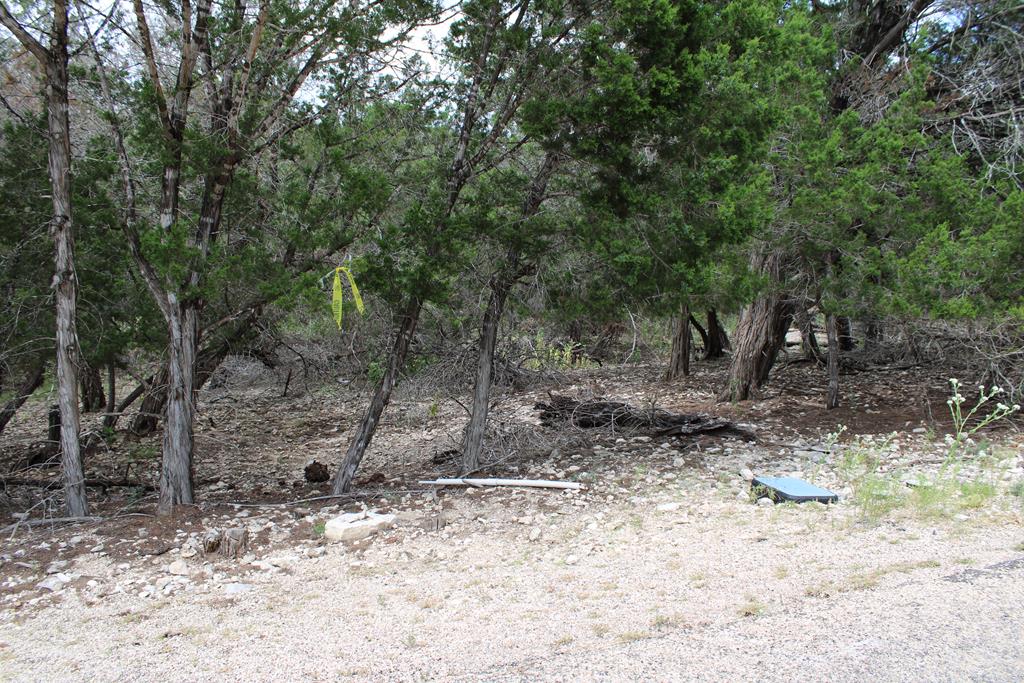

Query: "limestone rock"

xmin=168 ymin=560 xmax=189 ymax=576
xmin=324 ymin=511 xmax=396 ymax=542
xmin=222 ymin=527 xmax=249 ymax=558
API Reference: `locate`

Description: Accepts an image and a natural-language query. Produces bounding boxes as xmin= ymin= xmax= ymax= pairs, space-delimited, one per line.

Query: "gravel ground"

xmin=2 ymin=486 xmax=1022 ymax=682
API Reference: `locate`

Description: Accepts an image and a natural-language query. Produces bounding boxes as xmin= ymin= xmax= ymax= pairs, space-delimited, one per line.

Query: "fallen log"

xmin=420 ymin=478 xmax=583 ymax=490
xmin=534 ymin=395 xmax=754 ymax=439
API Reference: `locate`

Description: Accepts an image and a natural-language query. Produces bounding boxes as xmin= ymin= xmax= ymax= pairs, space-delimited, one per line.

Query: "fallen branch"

xmin=3 ymin=516 xmax=103 ymax=534
xmin=535 ymin=394 xmax=754 ymax=439
xmin=420 ymin=478 xmax=583 ymax=490
xmin=1 ymin=477 xmax=155 ymax=491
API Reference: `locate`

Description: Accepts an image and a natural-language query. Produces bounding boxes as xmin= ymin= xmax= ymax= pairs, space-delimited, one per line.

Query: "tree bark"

xmin=40 ymin=0 xmax=87 ymax=516
xmin=332 ymin=297 xmax=422 ymax=494
xmin=0 ymin=359 xmax=46 ymax=434
xmin=719 ymin=253 xmax=794 ymax=402
xmin=826 ymin=311 xmax=840 ymax=409
xmin=704 ymin=308 xmax=729 ymax=359
xmin=80 ymin=364 xmax=105 ymax=412
xmin=158 ymin=304 xmax=198 ymax=513
xmin=665 ymin=301 xmax=692 ymax=380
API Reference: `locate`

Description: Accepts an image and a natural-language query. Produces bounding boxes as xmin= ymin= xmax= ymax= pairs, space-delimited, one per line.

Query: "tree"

xmin=0 ymin=0 xmax=88 ymax=515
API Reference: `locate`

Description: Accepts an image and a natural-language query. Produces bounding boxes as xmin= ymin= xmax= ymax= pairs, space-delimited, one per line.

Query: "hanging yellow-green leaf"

xmin=328 ymin=266 xmax=366 ymax=330
xmin=343 ymin=267 xmax=365 ymax=315
xmin=331 ymin=268 xmax=344 ymax=329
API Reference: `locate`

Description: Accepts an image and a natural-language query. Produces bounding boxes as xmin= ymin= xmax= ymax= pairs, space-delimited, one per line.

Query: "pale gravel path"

xmin=2 ymin=492 xmax=1023 ymax=682
xmin=475 ymin=558 xmax=1024 ymax=682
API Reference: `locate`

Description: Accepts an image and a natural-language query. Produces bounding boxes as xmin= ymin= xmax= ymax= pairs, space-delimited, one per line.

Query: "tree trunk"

xmin=80 ymin=364 xmax=105 ymax=412
xmin=0 ymin=359 xmax=46 ymax=434
xmin=689 ymin=313 xmax=709 ymax=355
xmin=826 ymin=312 xmax=840 ymax=409
xmin=460 ymin=153 xmax=556 ymax=474
xmin=704 ymin=309 xmax=729 ymax=359
xmin=864 ymin=318 xmax=884 ymax=352
xmin=665 ymin=301 xmax=691 ymax=380
xmin=461 ymin=265 xmax=514 ymax=474
xmin=45 ymin=1 xmax=87 ymax=516
xmin=838 ymin=316 xmax=856 ymax=351
xmin=719 ymin=253 xmax=793 ymax=402
xmin=130 ymin=368 xmax=168 ymax=435
xmin=48 ymin=404 xmax=61 ymax=446
xmin=105 ymin=364 xmax=116 ymax=420
xmin=797 ymin=307 xmax=826 ymax=365
xmin=104 ymin=373 xmax=147 ymax=430
xmin=331 ymin=297 xmax=422 ymax=494
xmin=157 ymin=304 xmax=198 ymax=514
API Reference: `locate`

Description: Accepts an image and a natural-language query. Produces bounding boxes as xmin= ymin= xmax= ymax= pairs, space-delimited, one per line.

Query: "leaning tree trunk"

xmin=797 ymin=307 xmax=826 ymax=365
xmin=460 ymin=153 xmax=556 ymax=474
xmin=0 ymin=359 xmax=46 ymax=434
xmin=157 ymin=305 xmax=199 ymax=513
xmin=665 ymin=301 xmax=692 ymax=380
xmin=704 ymin=309 xmax=729 ymax=359
xmin=689 ymin=313 xmax=709 ymax=355
xmin=80 ymin=364 xmax=105 ymax=412
xmin=104 ymin=372 xmax=148 ymax=430
xmin=719 ymin=252 xmax=794 ymax=402
xmin=461 ymin=265 xmax=515 ymax=474
xmin=332 ymin=297 xmax=422 ymax=494
xmin=45 ymin=7 xmax=87 ymax=517
xmin=826 ymin=311 xmax=840 ymax=409
xmin=130 ymin=367 xmax=168 ymax=435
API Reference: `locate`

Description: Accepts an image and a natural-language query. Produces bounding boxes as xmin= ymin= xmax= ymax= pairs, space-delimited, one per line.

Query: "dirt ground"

xmin=1 ymin=356 xmax=1023 ymax=681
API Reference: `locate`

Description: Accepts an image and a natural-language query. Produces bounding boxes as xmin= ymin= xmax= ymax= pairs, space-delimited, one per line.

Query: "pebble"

xmin=656 ymin=502 xmax=681 ymax=512
xmin=224 ymin=582 xmax=254 ymax=596
xmin=740 ymin=468 xmax=754 ymax=481
xmin=528 ymin=527 xmax=542 ymax=542
xmin=757 ymin=497 xmax=775 ymax=507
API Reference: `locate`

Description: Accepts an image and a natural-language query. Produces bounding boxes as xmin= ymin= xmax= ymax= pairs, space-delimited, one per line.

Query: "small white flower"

xmin=997 ymin=403 xmax=1008 ymax=411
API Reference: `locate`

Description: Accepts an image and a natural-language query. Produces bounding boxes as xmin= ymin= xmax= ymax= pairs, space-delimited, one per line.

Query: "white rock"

xmin=656 ymin=502 xmax=681 ymax=512
xmin=528 ymin=527 xmax=542 ymax=542
xmin=757 ymin=497 xmax=775 ymax=507
xmin=37 ymin=575 xmax=67 ymax=592
xmin=168 ymin=560 xmax=190 ymax=576
xmin=224 ymin=582 xmax=253 ymax=595
xmin=46 ymin=560 xmax=69 ymax=575
xmin=565 ymin=555 xmax=579 ymax=565
xmin=324 ymin=511 xmax=396 ymax=542
xmin=740 ymin=468 xmax=754 ymax=481
xmin=180 ymin=544 xmax=198 ymax=559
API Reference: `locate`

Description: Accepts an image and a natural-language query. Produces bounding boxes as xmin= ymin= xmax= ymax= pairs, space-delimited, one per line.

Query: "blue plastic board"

xmin=751 ymin=476 xmax=838 ymax=504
